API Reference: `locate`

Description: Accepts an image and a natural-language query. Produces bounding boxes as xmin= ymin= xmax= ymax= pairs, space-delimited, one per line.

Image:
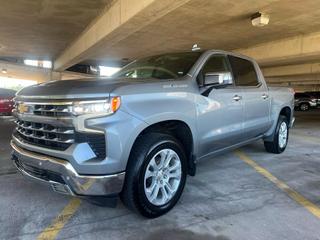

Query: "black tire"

xmin=299 ymin=103 xmax=310 ymax=111
xmin=121 ymin=133 xmax=187 ymax=218
xmin=264 ymin=115 xmax=289 ymax=154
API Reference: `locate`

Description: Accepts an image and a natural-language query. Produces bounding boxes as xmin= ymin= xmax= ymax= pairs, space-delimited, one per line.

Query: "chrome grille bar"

xmin=15 ymin=120 xmax=74 ymax=134
xmin=14 ymin=119 xmax=75 ymax=150
xmin=16 ymin=128 xmax=74 ymax=144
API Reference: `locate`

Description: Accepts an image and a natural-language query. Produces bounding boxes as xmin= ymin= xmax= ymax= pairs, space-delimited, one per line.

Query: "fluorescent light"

xmin=24 ymin=60 xmax=38 ymax=67
xmin=99 ymin=66 xmax=120 ymax=77
xmin=24 ymin=59 xmax=52 ymax=69
xmin=42 ymin=61 xmax=52 ymax=69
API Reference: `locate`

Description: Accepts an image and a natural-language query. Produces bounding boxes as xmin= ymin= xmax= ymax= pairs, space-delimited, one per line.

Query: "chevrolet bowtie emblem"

xmin=18 ymin=103 xmax=29 ymax=114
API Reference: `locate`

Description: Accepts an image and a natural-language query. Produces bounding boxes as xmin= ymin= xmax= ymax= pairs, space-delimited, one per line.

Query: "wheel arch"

xmin=279 ymin=106 xmax=292 ymax=123
xmin=129 ymin=119 xmax=196 ymax=176
xmin=264 ymin=105 xmax=293 ymax=141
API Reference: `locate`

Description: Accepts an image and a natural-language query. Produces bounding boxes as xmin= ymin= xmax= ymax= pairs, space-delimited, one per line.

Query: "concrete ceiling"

xmin=0 ymin=0 xmax=114 ymax=60
xmin=2 ymin=0 xmax=320 ymax=65
xmin=89 ymin=0 xmax=320 ymax=64
xmin=1 ymin=0 xmax=320 ymax=88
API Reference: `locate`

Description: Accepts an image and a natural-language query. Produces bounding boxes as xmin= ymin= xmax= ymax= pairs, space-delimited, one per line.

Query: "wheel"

xmin=121 ymin=133 xmax=187 ymax=218
xmin=299 ymin=103 xmax=310 ymax=111
xmin=264 ymin=115 xmax=289 ymax=154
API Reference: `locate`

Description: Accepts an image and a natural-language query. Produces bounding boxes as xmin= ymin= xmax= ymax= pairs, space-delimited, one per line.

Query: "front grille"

xmin=15 ymin=120 xmax=74 ymax=151
xmin=14 ymin=100 xmax=106 ymax=160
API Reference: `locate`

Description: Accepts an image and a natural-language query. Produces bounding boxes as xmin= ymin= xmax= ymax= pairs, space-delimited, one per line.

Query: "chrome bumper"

xmin=11 ymin=141 xmax=125 ymax=197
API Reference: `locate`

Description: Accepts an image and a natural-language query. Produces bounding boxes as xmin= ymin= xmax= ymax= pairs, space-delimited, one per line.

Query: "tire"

xmin=121 ymin=133 xmax=187 ymax=218
xmin=264 ymin=115 xmax=289 ymax=154
xmin=299 ymin=103 xmax=310 ymax=111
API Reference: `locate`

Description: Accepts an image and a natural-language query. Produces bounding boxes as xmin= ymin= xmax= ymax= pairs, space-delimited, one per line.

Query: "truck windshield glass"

xmin=114 ymin=52 xmax=202 ymax=79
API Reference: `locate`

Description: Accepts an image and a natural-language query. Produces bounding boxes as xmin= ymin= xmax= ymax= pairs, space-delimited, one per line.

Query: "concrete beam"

xmin=0 ymin=61 xmax=51 ymax=82
xmin=235 ymin=31 xmax=320 ymax=67
xmin=262 ymin=62 xmax=320 ymax=77
xmin=54 ymin=0 xmax=191 ymax=71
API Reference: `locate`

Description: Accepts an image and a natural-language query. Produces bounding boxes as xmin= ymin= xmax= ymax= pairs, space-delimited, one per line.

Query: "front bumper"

xmin=11 ymin=141 xmax=125 ymax=197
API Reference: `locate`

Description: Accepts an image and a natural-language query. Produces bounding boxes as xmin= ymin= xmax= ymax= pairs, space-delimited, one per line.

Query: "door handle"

xmin=261 ymin=93 xmax=269 ymax=99
xmin=233 ymin=95 xmax=242 ymax=101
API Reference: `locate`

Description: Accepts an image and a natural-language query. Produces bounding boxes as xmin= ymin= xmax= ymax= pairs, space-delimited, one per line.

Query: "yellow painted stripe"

xmin=37 ymin=179 xmax=96 ymax=239
xmin=234 ymin=150 xmax=320 ymax=219
xmin=37 ymin=198 xmax=82 ymax=240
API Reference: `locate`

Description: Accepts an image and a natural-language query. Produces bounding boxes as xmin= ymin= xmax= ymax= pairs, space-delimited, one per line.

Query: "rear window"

xmin=228 ymin=56 xmax=259 ymax=87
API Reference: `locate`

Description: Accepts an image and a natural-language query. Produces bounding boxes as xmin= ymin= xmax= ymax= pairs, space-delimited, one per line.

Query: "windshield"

xmin=114 ymin=52 xmax=202 ymax=79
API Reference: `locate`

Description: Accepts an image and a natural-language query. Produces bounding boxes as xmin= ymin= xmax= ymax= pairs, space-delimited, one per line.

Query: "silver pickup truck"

xmin=11 ymin=50 xmax=294 ymax=218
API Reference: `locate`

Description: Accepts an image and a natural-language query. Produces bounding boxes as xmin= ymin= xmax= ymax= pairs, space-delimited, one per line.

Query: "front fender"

xmin=119 ymin=92 xmax=199 ymax=154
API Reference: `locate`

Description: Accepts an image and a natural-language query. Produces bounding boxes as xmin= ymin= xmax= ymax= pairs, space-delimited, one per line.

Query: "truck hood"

xmin=16 ymin=78 xmax=150 ymax=100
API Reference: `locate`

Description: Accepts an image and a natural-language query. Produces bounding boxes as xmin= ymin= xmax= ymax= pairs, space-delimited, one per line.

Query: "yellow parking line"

xmin=234 ymin=150 xmax=320 ymax=219
xmin=37 ymin=179 xmax=95 ymax=239
xmin=37 ymin=198 xmax=82 ymax=240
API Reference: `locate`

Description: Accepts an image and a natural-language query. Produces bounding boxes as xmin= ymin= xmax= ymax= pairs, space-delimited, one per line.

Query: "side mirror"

xmin=204 ymin=72 xmax=233 ymax=87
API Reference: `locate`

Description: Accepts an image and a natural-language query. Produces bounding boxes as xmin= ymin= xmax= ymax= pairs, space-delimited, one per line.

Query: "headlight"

xmin=72 ymin=97 xmax=121 ymax=116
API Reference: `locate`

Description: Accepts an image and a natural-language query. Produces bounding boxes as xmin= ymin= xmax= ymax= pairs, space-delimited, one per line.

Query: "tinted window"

xmin=228 ymin=56 xmax=259 ymax=87
xmin=306 ymin=92 xmax=320 ymax=98
xmin=202 ymin=55 xmax=230 ymax=74
xmin=295 ymin=93 xmax=311 ymax=99
xmin=114 ymin=52 xmax=202 ymax=80
xmin=198 ymin=55 xmax=233 ymax=85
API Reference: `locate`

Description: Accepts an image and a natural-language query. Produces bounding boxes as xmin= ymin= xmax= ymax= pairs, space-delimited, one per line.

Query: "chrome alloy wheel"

xmin=278 ymin=122 xmax=288 ymax=148
xmin=144 ymin=149 xmax=182 ymax=206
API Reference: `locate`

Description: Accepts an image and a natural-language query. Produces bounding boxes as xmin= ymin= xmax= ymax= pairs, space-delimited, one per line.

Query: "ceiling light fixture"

xmin=192 ymin=44 xmax=201 ymax=51
xmin=251 ymin=12 xmax=270 ymax=27
xmin=1 ymin=68 xmax=7 ymax=74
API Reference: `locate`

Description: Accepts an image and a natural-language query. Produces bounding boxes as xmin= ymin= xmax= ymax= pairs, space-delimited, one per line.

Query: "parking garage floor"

xmin=0 ymin=111 xmax=320 ymax=240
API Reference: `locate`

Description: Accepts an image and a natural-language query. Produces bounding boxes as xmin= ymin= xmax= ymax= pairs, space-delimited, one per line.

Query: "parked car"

xmin=11 ymin=50 xmax=294 ymax=218
xmin=294 ymin=92 xmax=317 ymax=111
xmin=0 ymin=88 xmax=16 ymax=116
xmin=305 ymin=91 xmax=320 ymax=107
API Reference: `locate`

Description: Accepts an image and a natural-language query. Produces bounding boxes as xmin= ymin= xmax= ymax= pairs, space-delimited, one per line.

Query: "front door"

xmin=196 ymin=54 xmax=244 ymax=158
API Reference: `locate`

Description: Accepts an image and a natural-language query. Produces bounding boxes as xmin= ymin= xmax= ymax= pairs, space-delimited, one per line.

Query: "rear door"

xmin=228 ymin=55 xmax=271 ymax=139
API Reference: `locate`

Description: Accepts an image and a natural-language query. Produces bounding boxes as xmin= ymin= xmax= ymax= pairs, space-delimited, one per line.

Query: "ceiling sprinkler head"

xmin=192 ymin=44 xmax=201 ymax=51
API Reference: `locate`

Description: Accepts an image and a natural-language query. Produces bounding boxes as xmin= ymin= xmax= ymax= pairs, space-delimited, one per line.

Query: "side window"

xmin=198 ymin=55 xmax=233 ymax=85
xmin=228 ymin=55 xmax=260 ymax=87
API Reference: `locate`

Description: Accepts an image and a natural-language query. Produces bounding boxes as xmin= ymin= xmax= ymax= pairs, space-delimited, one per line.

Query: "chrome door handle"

xmin=233 ymin=95 xmax=242 ymax=101
xmin=262 ymin=93 xmax=269 ymax=99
